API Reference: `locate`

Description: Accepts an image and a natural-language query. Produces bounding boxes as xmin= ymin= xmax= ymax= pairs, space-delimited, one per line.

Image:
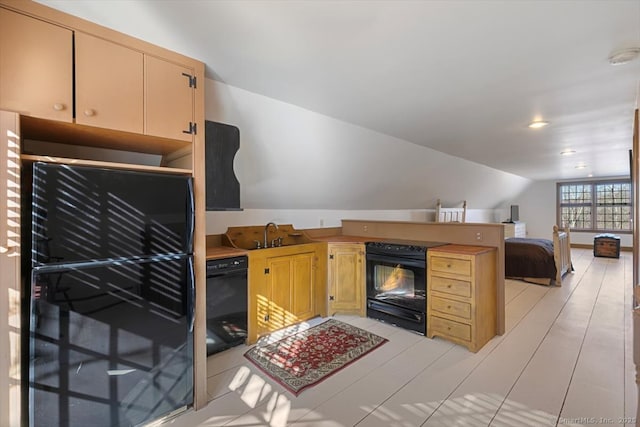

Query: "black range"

xmin=364 ymin=239 xmax=447 ymax=334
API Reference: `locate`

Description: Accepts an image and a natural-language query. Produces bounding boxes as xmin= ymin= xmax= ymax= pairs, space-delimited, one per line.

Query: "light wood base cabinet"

xmin=427 ymin=245 xmax=497 ymax=352
xmin=328 ymin=243 xmax=365 ymax=316
xmin=248 ymin=243 xmax=327 ymax=343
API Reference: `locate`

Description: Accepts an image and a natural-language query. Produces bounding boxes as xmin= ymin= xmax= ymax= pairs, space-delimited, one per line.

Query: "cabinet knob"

xmin=52 ymin=103 xmax=66 ymax=111
xmin=84 ymin=109 xmax=96 ymax=117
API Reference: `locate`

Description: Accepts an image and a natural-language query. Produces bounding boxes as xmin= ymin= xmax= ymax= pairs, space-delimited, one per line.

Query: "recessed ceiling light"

xmin=608 ymin=47 xmax=640 ymax=65
xmin=528 ymin=120 xmax=549 ymax=129
xmin=575 ymin=163 xmax=587 ymax=169
xmin=560 ymin=149 xmax=576 ymax=156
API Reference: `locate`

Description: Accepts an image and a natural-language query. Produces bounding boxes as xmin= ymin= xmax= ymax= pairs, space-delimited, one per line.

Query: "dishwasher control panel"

xmin=206 ymin=255 xmax=247 ymax=275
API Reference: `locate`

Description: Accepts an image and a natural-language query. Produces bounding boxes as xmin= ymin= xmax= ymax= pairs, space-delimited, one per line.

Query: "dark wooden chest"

xmin=593 ymin=234 xmax=620 ymax=258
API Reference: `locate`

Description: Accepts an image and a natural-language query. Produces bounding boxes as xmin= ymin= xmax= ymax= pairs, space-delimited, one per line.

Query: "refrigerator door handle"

xmin=187 ymin=177 xmax=195 ymax=253
xmin=188 ymin=256 xmax=196 ymax=333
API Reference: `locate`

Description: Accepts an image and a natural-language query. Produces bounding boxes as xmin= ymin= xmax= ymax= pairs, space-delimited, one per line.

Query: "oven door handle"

xmin=365 ymin=253 xmax=426 ymax=268
xmin=367 ymin=300 xmax=423 ymax=323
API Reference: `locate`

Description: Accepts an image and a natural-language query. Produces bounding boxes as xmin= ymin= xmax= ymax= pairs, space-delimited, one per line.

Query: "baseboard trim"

xmin=571 ymin=243 xmax=631 ymax=252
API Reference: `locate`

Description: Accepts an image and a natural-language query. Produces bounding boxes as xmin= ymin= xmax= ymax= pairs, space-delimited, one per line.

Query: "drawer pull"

xmin=447 ymin=305 xmax=452 ymax=309
xmin=447 ymin=284 xmax=452 ymax=288
xmin=447 ymin=264 xmax=452 ymax=268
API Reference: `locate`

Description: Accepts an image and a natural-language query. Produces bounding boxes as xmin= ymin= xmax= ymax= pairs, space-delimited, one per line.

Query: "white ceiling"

xmin=38 ymin=0 xmax=640 ymax=181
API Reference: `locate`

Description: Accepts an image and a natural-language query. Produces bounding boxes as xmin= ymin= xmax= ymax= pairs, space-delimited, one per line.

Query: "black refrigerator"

xmin=23 ymin=162 xmax=195 ymax=427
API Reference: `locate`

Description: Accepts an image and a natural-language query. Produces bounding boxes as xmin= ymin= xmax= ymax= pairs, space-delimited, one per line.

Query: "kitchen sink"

xmin=222 ymin=224 xmax=313 ymax=250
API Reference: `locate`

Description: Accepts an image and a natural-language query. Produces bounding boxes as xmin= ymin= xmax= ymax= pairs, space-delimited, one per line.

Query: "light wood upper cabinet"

xmin=74 ymin=34 xmax=196 ymax=140
xmin=0 ymin=9 xmax=72 ymax=122
xmin=1 ymin=7 xmax=198 ymax=142
xmin=145 ymin=56 xmax=194 ymax=142
xmin=328 ymin=243 xmax=365 ymax=316
xmin=75 ymin=32 xmax=144 ymax=134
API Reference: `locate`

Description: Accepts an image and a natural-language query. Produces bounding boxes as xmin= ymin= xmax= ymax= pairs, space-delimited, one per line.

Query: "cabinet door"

xmin=266 ymin=257 xmax=292 ymax=332
xmin=254 ymin=264 xmax=271 ymax=338
xmin=75 ymin=32 xmax=143 ymax=133
xmin=0 ymin=9 xmax=72 ymax=122
xmin=145 ymin=55 xmax=194 ymax=141
xmin=291 ymin=253 xmax=314 ymax=320
xmin=328 ymin=244 xmax=364 ymax=315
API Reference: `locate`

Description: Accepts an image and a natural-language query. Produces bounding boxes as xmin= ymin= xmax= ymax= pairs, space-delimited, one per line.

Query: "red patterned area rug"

xmin=244 ymin=319 xmax=388 ymax=396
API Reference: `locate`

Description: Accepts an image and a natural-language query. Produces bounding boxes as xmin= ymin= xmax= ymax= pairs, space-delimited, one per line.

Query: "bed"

xmin=505 ymin=225 xmax=573 ymax=286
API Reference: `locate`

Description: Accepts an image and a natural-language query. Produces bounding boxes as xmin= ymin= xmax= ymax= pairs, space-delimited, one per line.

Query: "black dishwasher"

xmin=206 ymin=255 xmax=248 ymax=356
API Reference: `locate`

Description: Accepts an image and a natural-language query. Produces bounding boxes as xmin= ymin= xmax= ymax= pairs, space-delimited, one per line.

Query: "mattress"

xmin=505 ymin=238 xmax=556 ymax=279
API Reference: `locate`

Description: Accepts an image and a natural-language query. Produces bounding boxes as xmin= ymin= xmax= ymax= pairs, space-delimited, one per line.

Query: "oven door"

xmin=365 ymin=253 xmax=427 ymax=334
xmin=366 ymin=253 xmax=426 ymax=310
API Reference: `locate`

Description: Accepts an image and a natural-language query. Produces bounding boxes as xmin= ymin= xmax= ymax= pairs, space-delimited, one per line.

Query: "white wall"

xmin=509 ymin=180 xmax=632 ymax=247
xmin=206 ymin=208 xmax=496 ymax=234
xmin=205 ymin=78 xmax=531 ymax=231
xmin=206 ymin=77 xmax=630 ymax=246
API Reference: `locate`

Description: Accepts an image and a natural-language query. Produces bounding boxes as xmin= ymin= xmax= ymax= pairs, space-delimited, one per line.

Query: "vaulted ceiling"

xmin=38 ymin=0 xmax=640 ymax=181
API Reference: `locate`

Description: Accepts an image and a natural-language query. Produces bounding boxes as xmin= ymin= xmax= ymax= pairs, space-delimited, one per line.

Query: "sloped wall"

xmin=205 ymin=78 xmax=530 ymax=227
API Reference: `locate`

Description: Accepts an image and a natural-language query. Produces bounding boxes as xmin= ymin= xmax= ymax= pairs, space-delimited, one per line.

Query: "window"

xmin=557 ymin=180 xmax=631 ymax=233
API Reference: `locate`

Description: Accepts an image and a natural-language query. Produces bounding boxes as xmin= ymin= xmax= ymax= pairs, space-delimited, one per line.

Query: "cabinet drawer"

xmin=430 ymin=276 xmax=472 ymax=298
xmin=430 ymin=256 xmax=471 ymax=276
xmin=431 ymin=296 xmax=471 ymax=320
xmin=430 ymin=316 xmax=471 ymax=341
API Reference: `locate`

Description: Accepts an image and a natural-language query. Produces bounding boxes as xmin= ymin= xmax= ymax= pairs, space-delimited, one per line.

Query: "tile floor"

xmin=164 ymin=248 xmax=637 ymax=427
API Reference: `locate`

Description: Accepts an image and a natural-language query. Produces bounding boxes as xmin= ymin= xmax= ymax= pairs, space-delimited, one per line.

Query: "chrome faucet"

xmin=264 ymin=222 xmax=278 ymax=248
